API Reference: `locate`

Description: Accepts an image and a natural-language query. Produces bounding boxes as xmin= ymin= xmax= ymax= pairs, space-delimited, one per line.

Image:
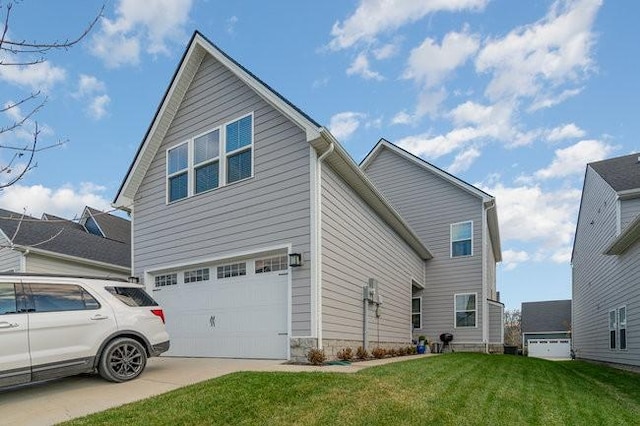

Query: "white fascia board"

xmin=617 ymin=188 xmax=640 ymax=200
xmin=604 ymin=213 xmax=640 ymax=255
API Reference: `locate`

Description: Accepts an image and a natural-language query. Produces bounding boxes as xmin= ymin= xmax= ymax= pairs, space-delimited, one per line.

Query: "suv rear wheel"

xmin=98 ymin=337 xmax=147 ymax=383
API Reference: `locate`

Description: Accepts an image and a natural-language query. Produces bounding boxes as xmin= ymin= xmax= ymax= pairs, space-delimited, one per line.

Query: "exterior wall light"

xmin=288 ymin=253 xmax=303 ymax=267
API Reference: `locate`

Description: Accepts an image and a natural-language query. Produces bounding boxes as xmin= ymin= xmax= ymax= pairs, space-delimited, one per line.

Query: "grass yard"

xmin=64 ymin=353 xmax=640 ymax=426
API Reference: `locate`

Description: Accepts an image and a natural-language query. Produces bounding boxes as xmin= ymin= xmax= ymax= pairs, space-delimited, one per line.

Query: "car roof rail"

xmin=0 ymin=272 xmax=130 ymax=282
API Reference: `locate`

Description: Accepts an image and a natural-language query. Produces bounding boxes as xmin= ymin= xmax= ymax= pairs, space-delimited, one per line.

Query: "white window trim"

xmin=454 ymin=292 xmax=477 ymax=328
xmin=412 ymin=296 xmax=422 ymax=329
xmin=166 ymin=112 xmax=255 ymax=204
xmin=450 ymin=220 xmax=473 ymax=258
xmin=619 ymin=305 xmax=627 ymax=351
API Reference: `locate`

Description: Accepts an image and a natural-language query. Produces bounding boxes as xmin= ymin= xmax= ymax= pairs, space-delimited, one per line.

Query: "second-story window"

xmin=451 ymin=221 xmax=473 ymax=257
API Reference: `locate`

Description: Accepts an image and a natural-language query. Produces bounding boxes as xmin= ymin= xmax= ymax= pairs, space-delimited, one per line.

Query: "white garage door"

xmin=151 ymin=256 xmax=289 ymax=359
xmin=528 ymin=339 xmax=571 ymax=359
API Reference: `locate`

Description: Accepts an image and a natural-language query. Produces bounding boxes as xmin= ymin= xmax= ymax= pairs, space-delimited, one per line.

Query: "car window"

xmin=105 ymin=286 xmax=158 ymax=307
xmin=28 ymin=283 xmax=101 ymax=312
xmin=0 ymin=283 xmax=17 ymax=315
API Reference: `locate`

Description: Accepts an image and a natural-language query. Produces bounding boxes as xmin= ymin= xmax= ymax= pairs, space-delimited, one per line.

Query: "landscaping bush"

xmin=306 ymin=348 xmax=326 ymax=365
xmin=336 ymin=347 xmax=353 ymax=361
xmin=356 ymin=346 xmax=369 ymax=360
xmin=371 ymin=347 xmax=386 ymax=359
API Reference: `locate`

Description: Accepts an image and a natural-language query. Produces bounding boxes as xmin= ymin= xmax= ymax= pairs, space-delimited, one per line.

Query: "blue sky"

xmin=1 ymin=0 xmax=638 ymax=310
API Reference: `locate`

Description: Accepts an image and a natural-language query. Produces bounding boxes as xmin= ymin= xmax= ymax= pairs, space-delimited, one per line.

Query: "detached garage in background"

xmin=522 ymin=300 xmax=572 ymax=359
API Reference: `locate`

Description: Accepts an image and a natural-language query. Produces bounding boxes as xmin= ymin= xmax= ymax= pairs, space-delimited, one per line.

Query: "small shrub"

xmin=371 ymin=347 xmax=386 ymax=359
xmin=356 ymin=346 xmax=369 ymax=360
xmin=336 ymin=347 xmax=353 ymax=361
xmin=306 ymin=348 xmax=326 ymax=365
xmin=408 ymin=346 xmax=417 ymax=355
xmin=388 ymin=348 xmax=399 ymax=357
xmin=398 ymin=346 xmax=408 ymax=356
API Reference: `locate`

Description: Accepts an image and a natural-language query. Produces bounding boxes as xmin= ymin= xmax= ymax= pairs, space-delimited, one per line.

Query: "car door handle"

xmin=0 ymin=322 xmax=19 ymax=329
xmin=90 ymin=314 xmax=109 ymax=321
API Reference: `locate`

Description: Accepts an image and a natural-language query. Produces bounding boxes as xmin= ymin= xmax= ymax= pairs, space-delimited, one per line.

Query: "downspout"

xmin=481 ymin=201 xmax=491 ymax=353
xmin=315 ymin=141 xmax=334 ymax=349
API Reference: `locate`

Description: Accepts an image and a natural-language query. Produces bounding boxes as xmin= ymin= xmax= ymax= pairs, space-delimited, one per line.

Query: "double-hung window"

xmin=226 ymin=115 xmax=253 ymax=183
xmin=619 ymin=306 xmax=627 ymax=350
xmin=451 ymin=221 xmax=473 ymax=257
xmin=609 ymin=310 xmax=617 ymax=349
xmin=167 ymin=143 xmax=189 ymax=202
xmin=455 ymin=293 xmax=476 ymax=327
xmin=166 ymin=113 xmax=253 ymax=203
xmin=412 ymin=297 xmax=422 ymax=329
xmin=194 ymin=130 xmax=220 ymax=194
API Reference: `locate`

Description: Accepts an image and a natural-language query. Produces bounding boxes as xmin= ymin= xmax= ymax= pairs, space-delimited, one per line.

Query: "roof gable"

xmin=113 ymin=31 xmax=321 ymax=210
xmin=361 ymin=139 xmax=501 ymax=261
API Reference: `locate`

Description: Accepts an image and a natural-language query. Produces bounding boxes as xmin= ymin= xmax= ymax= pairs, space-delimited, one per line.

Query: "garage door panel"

xmin=152 ymin=265 xmax=288 ymax=359
xmin=528 ymin=339 xmax=571 ymax=359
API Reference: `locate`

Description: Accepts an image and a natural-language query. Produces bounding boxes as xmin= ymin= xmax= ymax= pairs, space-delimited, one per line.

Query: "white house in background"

xmin=113 ymin=31 xmax=502 ymax=360
xmin=572 ymin=153 xmax=640 ymax=367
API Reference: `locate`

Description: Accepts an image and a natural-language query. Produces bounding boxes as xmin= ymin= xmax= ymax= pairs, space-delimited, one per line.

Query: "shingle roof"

xmin=521 ymin=300 xmax=571 ymax=333
xmin=86 ymin=207 xmax=130 ymax=244
xmin=589 ymin=153 xmax=640 ymax=192
xmin=0 ymin=208 xmax=130 ymax=268
xmin=42 ymin=212 xmax=85 ymax=232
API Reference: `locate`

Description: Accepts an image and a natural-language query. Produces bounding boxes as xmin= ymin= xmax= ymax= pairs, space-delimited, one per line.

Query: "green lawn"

xmin=64 ymin=353 xmax=640 ymax=426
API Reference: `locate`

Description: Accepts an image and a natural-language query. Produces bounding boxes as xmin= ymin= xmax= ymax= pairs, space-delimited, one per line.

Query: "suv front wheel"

xmin=98 ymin=337 xmax=148 ymax=383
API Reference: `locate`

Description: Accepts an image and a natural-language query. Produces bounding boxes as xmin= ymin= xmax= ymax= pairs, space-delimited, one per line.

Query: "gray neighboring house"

xmin=521 ymin=300 xmax=571 ymax=349
xmin=113 ymin=31 xmax=502 ymax=360
xmin=362 ymin=140 xmax=503 ymax=352
xmin=0 ymin=207 xmax=131 ymax=278
xmin=572 ymin=153 xmax=640 ymax=367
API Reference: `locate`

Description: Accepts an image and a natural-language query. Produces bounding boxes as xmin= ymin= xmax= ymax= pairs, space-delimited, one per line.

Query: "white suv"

xmin=0 ymin=274 xmax=170 ymax=389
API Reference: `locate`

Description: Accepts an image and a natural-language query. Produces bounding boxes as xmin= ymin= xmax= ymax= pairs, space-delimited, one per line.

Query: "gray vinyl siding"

xmin=132 ymin=53 xmax=312 ymax=336
xmin=620 ymin=197 xmax=640 ymax=230
xmin=488 ymin=302 xmax=503 ymax=344
xmin=364 ymin=148 xmax=484 ymax=343
xmin=321 ymin=164 xmax=424 ymax=344
xmin=486 ymin=233 xmax=497 ymax=301
xmin=572 ymin=167 xmax=640 ymax=366
xmin=0 ymin=247 xmax=21 ymax=272
xmin=25 ymin=254 xmax=128 ymax=278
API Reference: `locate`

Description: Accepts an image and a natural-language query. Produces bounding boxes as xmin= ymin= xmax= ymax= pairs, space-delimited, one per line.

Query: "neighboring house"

xmin=0 ymin=207 xmax=131 ymax=278
xmin=361 ymin=140 xmax=503 ymax=352
xmin=113 ymin=31 xmax=502 ymax=360
xmin=572 ymin=153 xmax=640 ymax=367
xmin=521 ymin=300 xmax=571 ymax=358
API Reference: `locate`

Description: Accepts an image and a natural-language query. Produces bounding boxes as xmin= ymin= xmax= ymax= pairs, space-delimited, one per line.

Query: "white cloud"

xmin=90 ymin=0 xmax=193 ymax=68
xmin=529 ymin=87 xmax=583 ymax=111
xmin=0 ymin=55 xmax=65 ymax=91
xmin=476 ymin=0 xmax=601 ymax=103
xmin=448 ymin=146 xmax=481 ymax=173
xmin=535 ymin=139 xmax=615 ymax=179
xmin=329 ymin=112 xmax=367 ymax=141
xmin=396 ymin=126 xmax=483 ymax=159
xmin=74 ymin=74 xmax=106 ymax=98
xmin=391 ymin=111 xmax=414 ymax=125
xmin=482 ymin=182 xmax=582 ymax=264
xmin=403 ymin=30 xmax=479 ymax=88
xmin=89 ymin=94 xmax=111 ymax=120
xmin=73 ymin=74 xmax=110 ymax=120
xmin=501 ymin=249 xmax=530 ymax=271
xmin=546 ymin=123 xmax=586 ymax=142
xmin=372 ymin=42 xmax=399 ymax=60
xmin=347 ymin=52 xmax=384 ymax=80
xmin=0 ymin=183 xmax=111 ymax=219
xmin=328 ymin=0 xmax=488 ymax=50
xmin=226 ymin=16 xmax=239 ymax=35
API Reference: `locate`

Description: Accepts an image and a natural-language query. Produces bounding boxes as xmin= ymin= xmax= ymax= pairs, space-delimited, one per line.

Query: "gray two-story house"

xmin=362 ymin=141 xmax=503 ymax=352
xmin=572 ymin=154 xmax=640 ymax=367
xmin=114 ymin=31 xmax=502 ymax=360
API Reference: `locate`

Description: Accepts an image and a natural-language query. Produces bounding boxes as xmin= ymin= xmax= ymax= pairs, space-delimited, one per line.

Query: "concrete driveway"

xmin=0 ymin=354 xmax=431 ymax=425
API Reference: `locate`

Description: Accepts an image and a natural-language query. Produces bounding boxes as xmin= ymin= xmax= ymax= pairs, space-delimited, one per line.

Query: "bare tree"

xmin=504 ymin=308 xmax=522 ymax=347
xmin=0 ymin=1 xmax=104 ymax=189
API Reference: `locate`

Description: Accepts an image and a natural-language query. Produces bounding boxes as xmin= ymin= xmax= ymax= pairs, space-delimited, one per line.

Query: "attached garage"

xmin=150 ymin=253 xmax=290 ymax=359
xmin=528 ymin=339 xmax=572 ymax=359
